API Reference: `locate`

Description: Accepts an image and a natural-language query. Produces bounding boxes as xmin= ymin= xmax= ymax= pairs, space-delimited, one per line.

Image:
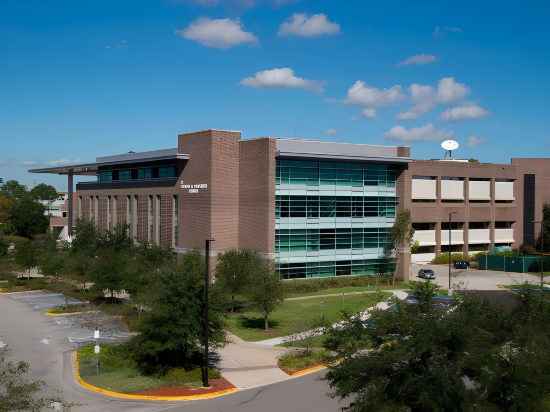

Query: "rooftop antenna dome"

xmin=441 ymin=139 xmax=459 ymax=160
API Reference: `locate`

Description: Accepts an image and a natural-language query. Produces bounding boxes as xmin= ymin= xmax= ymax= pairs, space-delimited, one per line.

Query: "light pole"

xmin=202 ymin=238 xmax=215 ymax=388
xmin=448 ymin=212 xmax=457 ymax=293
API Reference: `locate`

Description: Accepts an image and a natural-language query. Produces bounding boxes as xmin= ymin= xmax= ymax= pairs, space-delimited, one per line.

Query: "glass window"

xmin=118 ymin=170 xmax=131 ymax=181
xmin=159 ymin=166 xmax=176 ymax=178
xmin=98 ymin=171 xmax=112 ymax=183
xmin=138 ymin=168 xmax=152 ymax=180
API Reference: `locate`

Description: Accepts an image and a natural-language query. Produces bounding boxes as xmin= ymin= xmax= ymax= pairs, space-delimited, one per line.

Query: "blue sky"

xmin=2 ymin=0 xmax=549 ymax=190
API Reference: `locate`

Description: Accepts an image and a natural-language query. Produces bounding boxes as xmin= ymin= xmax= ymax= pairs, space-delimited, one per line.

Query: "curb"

xmin=72 ymin=352 xmax=239 ymax=401
xmin=286 ymin=364 xmax=327 ymax=377
xmin=45 ymin=310 xmax=98 ymax=317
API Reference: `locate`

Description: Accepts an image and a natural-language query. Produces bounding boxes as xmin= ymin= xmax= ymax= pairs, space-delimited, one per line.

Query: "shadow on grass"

xmin=237 ymin=316 xmax=281 ymax=330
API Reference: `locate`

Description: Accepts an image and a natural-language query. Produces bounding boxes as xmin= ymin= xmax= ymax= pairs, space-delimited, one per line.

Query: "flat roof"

xmin=276 ymin=139 xmax=411 ymax=163
xmin=29 ymin=148 xmax=189 ymax=175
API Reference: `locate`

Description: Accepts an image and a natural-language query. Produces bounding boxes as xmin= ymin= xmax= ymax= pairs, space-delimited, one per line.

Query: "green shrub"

xmin=0 ymin=237 xmax=8 ymax=257
xmin=431 ymin=253 xmax=473 ymax=264
xmin=282 ymin=275 xmax=393 ymax=295
xmin=278 ymin=349 xmax=331 ymax=373
xmin=164 ymin=367 xmax=220 ymax=384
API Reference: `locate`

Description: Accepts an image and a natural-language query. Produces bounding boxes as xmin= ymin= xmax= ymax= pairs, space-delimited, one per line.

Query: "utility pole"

xmin=448 ymin=212 xmax=456 ymax=293
xmin=202 ymin=238 xmax=214 ymax=388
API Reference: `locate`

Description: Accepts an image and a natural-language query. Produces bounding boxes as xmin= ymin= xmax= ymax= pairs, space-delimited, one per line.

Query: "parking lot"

xmin=412 ymin=263 xmax=542 ymax=290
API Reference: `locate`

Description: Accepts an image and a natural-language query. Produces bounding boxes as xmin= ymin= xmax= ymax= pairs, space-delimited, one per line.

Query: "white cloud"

xmin=384 ymin=123 xmax=453 ymax=143
xmin=362 ymin=108 xmax=376 ymax=118
xmin=345 ymin=81 xmax=404 ymax=118
xmin=467 ymin=135 xmax=485 ymax=147
xmin=437 ymin=77 xmax=469 ymax=103
xmin=177 ymin=17 xmax=257 ymax=49
xmin=397 ymin=77 xmax=471 ymax=120
xmin=441 ymin=104 xmax=489 ymax=121
xmin=240 ymin=67 xmax=323 ymax=92
xmin=397 ymin=54 xmax=437 ymax=66
xmin=397 ymin=84 xmax=436 ymax=119
xmin=278 ymin=13 xmax=340 ymax=37
xmin=323 ymin=128 xmax=337 ymax=137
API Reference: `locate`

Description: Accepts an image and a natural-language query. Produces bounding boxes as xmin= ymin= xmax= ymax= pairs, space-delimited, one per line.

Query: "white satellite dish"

xmin=441 ymin=139 xmax=459 ymax=159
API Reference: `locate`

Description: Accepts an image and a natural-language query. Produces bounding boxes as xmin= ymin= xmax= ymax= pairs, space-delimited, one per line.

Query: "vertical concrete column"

xmin=436 ymin=176 xmax=442 ymax=205
xmin=463 ymin=221 xmax=469 ymax=256
xmin=463 ymin=178 xmax=470 ymax=256
xmin=490 ymin=178 xmax=496 ymax=249
xmin=435 ymin=221 xmax=442 ymax=255
xmin=67 ymin=170 xmax=74 ymax=237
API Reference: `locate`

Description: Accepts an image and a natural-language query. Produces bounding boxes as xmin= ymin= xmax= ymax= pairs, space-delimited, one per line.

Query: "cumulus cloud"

xmin=323 ymin=128 xmax=337 ymax=137
xmin=240 ymin=67 xmax=323 ymax=92
xmin=437 ymin=77 xmax=469 ymax=103
xmin=397 ymin=77 xmax=470 ymax=120
xmin=345 ymin=81 xmax=404 ymax=118
xmin=397 ymin=54 xmax=437 ymax=66
xmin=467 ymin=135 xmax=485 ymax=147
xmin=362 ymin=108 xmax=376 ymax=119
xmin=384 ymin=123 xmax=453 ymax=143
xmin=177 ymin=18 xmax=257 ymax=49
xmin=278 ymin=13 xmax=340 ymax=37
xmin=441 ymin=104 xmax=489 ymax=121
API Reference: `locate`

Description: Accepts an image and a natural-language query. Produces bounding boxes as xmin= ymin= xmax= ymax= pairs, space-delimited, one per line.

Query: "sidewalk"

xmin=218 ymin=332 xmax=291 ymax=389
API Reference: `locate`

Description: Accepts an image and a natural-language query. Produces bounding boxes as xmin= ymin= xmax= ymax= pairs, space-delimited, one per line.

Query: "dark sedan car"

xmin=418 ymin=269 xmax=436 ymax=280
xmin=453 ymin=260 xmax=470 ymax=270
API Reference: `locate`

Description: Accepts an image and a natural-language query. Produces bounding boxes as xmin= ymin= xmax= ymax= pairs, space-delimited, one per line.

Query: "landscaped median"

xmin=73 ymin=344 xmax=238 ymax=401
xmin=277 ymin=349 xmax=333 ymax=376
xmin=225 ymin=291 xmax=391 ymax=342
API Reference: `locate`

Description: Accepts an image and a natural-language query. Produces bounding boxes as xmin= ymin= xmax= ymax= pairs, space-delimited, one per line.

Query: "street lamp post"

xmin=202 ymin=238 xmax=214 ymax=388
xmin=448 ymin=212 xmax=456 ymax=293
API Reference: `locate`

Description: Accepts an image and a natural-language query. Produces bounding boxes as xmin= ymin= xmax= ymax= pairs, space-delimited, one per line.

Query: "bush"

xmin=282 ymin=275 xmax=393 ymax=295
xmin=0 ymin=237 xmax=8 ymax=257
xmin=431 ymin=253 xmax=473 ymax=264
xmin=278 ymin=349 xmax=332 ymax=374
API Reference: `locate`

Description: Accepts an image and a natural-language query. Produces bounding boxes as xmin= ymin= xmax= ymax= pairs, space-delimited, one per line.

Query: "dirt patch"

xmin=133 ymin=378 xmax=235 ymax=396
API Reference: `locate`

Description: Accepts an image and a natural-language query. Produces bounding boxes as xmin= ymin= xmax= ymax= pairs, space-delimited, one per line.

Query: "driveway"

xmin=412 ymin=263 xmax=541 ymax=290
xmin=0 ymin=291 xmax=342 ymax=412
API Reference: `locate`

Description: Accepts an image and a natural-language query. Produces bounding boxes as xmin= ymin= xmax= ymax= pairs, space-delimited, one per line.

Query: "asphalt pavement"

xmin=0 ymin=291 xmax=344 ymax=412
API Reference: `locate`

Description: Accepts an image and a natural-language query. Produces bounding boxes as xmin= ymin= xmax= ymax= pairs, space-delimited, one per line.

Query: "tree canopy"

xmin=325 ymin=285 xmax=550 ymax=412
xmin=7 ymin=196 xmax=49 ymax=238
xmin=129 ymin=251 xmax=225 ymax=375
xmin=29 ymin=184 xmax=58 ymax=202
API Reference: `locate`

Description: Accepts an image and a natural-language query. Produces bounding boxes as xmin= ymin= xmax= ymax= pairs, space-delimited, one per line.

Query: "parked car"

xmin=418 ymin=269 xmax=436 ymax=280
xmin=453 ymin=260 xmax=470 ymax=270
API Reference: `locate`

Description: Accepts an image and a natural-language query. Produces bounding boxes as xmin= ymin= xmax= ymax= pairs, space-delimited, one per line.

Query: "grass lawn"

xmin=78 ymin=344 xmax=219 ymax=393
xmin=225 ymin=292 xmax=391 ymax=342
xmin=285 ymin=285 xmax=399 ymax=299
xmin=281 ymin=334 xmax=327 ymax=349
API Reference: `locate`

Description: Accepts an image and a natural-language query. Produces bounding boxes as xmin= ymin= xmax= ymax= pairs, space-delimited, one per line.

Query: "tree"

xmin=0 ymin=353 xmax=67 ymax=412
xmin=14 ymin=239 xmax=38 ymax=280
xmin=129 ymin=251 xmax=225 ymax=375
xmin=215 ymin=248 xmax=261 ymax=312
xmin=0 ymin=195 xmax=14 ymax=226
xmin=38 ymin=239 xmax=65 ymax=282
xmin=8 ymin=196 xmax=49 ymax=238
xmin=538 ymin=203 xmax=550 ymax=252
xmin=90 ymin=248 xmax=131 ymax=300
xmin=389 ymin=209 xmax=414 ymax=284
xmin=324 ymin=285 xmax=550 ymax=412
xmin=0 ymin=180 xmax=27 ymax=200
xmin=29 ymin=183 xmax=58 ymax=202
xmin=0 ymin=237 xmax=8 ymax=257
xmin=64 ymin=250 xmax=92 ymax=290
xmin=247 ymin=262 xmax=283 ymax=330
